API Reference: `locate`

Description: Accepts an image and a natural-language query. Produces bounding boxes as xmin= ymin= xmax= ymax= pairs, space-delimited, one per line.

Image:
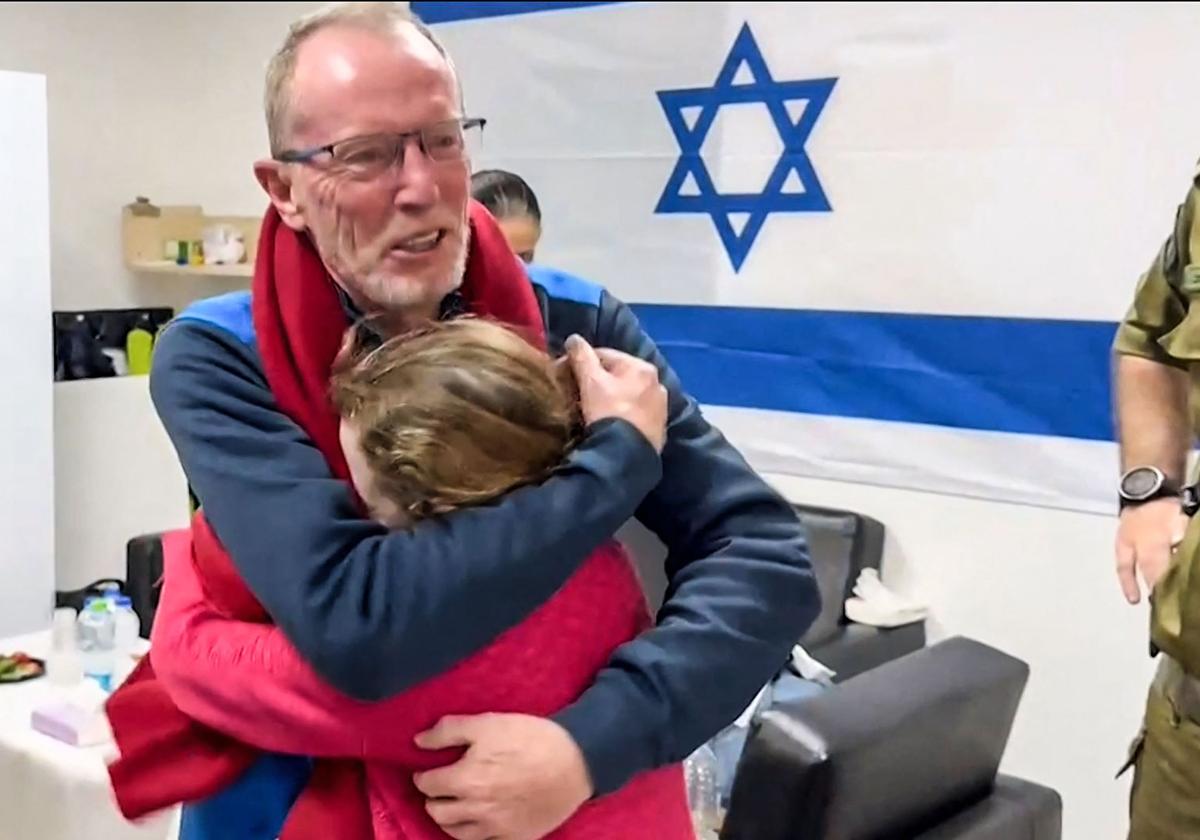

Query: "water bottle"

xmin=96 ymin=581 xmax=122 ymax=607
xmin=112 ymin=596 xmax=141 ymax=685
xmin=684 ymin=742 xmax=723 ymax=839
xmin=76 ymin=598 xmax=116 ymax=692
xmin=113 ymin=596 xmax=140 ymax=651
xmin=111 ymin=597 xmax=140 ymax=681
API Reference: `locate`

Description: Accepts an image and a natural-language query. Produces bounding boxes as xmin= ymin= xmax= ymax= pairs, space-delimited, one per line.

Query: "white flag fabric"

xmin=414 ymin=1 xmax=1200 ymax=514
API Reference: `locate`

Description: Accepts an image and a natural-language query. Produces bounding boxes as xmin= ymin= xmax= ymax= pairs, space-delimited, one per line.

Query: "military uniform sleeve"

xmin=1113 ymin=170 xmax=1200 ymax=369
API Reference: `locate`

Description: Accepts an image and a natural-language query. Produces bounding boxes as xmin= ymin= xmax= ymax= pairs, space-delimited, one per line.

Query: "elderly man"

xmin=149 ymin=3 xmax=818 ymax=839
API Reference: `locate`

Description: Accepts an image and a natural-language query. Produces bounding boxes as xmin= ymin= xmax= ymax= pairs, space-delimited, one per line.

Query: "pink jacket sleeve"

xmin=149 ymin=547 xmax=421 ymax=761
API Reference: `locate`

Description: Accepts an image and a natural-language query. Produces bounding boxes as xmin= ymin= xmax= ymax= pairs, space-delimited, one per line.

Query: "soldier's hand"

xmin=1116 ymin=498 xmax=1190 ymax=604
xmin=565 ymin=335 xmax=668 ymax=453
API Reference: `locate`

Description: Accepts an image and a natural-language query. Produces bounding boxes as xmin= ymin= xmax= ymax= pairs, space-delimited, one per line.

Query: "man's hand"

xmin=565 ymin=334 xmax=668 ymax=452
xmin=1116 ymin=498 xmax=1190 ymax=604
xmin=412 ymin=713 xmax=593 ymax=840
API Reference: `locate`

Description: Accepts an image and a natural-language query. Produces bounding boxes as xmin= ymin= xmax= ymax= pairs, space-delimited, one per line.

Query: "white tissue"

xmin=844 ymin=568 xmax=928 ymax=627
xmin=789 ymin=644 xmax=836 ymax=686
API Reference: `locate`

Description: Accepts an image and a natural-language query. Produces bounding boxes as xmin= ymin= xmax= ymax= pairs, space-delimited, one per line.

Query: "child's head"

xmin=331 ymin=318 xmax=580 ymax=527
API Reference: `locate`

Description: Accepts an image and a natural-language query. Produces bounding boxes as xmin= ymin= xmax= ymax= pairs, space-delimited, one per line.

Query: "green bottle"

xmin=126 ymin=315 xmax=154 ymax=376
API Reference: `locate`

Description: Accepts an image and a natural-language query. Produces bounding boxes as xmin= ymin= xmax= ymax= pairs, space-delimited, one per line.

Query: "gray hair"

xmin=264 ymin=2 xmax=457 ymax=156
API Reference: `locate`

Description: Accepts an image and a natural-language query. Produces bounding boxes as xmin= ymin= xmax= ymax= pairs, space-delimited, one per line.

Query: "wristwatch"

xmin=1118 ymin=466 xmax=1179 ymax=510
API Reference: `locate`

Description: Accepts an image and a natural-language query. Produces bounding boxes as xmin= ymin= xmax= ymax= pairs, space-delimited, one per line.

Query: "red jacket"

xmin=149 ymin=525 xmax=692 ymax=839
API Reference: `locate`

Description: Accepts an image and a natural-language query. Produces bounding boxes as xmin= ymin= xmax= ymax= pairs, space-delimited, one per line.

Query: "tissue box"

xmin=31 ymin=697 xmax=112 ymax=747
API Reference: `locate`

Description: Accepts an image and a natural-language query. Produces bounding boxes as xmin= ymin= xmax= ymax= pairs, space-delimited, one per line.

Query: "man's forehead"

xmin=281 ymin=23 xmax=458 ymax=147
xmin=289 ymin=23 xmax=454 ymax=111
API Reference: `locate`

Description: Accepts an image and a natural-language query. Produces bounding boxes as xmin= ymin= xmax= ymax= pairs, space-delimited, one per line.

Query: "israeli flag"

xmin=415 ymin=1 xmax=1200 ymax=514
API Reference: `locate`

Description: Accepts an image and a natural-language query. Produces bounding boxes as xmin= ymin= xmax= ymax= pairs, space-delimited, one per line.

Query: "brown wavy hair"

xmin=331 ymin=318 xmax=581 ymax=522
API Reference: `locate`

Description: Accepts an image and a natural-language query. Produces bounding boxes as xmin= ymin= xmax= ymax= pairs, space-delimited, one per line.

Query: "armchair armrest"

xmin=914 ymin=775 xmax=1063 ymax=840
xmin=721 ymin=637 xmax=1031 ymax=840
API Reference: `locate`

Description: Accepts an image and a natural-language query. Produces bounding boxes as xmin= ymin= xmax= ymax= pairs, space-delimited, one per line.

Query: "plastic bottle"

xmin=684 ymin=742 xmax=723 ymax=838
xmin=112 ymin=595 xmax=141 ymax=685
xmin=47 ymin=607 xmax=83 ymax=687
xmin=76 ymin=598 xmax=116 ymax=692
xmin=95 ymin=581 xmax=122 ymax=608
xmin=126 ymin=314 xmax=155 ymax=376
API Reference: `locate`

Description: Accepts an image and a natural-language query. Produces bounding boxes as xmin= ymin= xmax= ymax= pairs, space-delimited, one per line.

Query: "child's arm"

xmin=149 ymin=547 xmax=426 ymax=762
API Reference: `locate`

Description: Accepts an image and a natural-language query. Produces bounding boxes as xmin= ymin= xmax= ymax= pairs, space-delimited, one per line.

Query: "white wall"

xmin=52 ymin=378 xmax=191 ymax=589
xmin=761 ymin=470 xmax=1151 ymax=840
xmin=0 ymin=1 xmax=326 ymax=587
xmin=0 ymin=71 xmax=54 ymax=637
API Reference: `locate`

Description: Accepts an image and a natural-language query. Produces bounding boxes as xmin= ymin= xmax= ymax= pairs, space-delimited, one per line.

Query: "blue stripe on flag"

xmin=412 ymin=2 xmax=626 ymax=24
xmin=629 ymin=304 xmax=1119 ymax=442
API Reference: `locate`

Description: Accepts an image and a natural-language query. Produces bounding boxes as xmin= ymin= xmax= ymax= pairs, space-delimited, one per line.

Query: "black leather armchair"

xmin=789 ymin=504 xmax=925 ymax=682
xmin=618 ymin=502 xmax=926 ymax=683
xmin=125 ymin=531 xmax=165 ymax=638
xmin=720 ymin=636 xmax=1062 ymax=840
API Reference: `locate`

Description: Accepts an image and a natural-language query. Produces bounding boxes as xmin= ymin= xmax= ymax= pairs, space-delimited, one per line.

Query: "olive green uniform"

xmin=1115 ymin=163 xmax=1200 ymax=839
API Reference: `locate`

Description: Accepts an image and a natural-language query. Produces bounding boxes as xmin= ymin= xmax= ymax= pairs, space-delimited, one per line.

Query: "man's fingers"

xmin=1116 ymin=539 xmax=1141 ymax=605
xmin=592 ymin=346 xmax=641 ymax=373
xmin=594 ymin=351 xmax=664 ymax=403
xmin=426 ymin=797 xmax=485 ymax=829
xmin=413 ymin=764 xmax=466 ymax=799
xmin=415 ymin=715 xmax=477 ymax=751
xmin=593 ymin=348 xmax=662 ymax=381
xmin=565 ymin=335 xmax=604 ymax=379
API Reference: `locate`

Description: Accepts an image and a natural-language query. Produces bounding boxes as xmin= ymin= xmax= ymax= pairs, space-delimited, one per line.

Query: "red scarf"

xmin=105 ymin=201 xmax=545 ymax=838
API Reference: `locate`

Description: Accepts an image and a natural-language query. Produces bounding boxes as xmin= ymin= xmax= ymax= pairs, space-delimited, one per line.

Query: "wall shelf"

xmin=122 ymin=202 xmax=259 ymax=280
xmin=128 ymin=259 xmax=252 ymax=278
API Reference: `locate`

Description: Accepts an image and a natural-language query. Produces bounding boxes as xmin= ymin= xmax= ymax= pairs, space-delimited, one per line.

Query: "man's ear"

xmin=254 ymin=160 xmax=306 ymax=231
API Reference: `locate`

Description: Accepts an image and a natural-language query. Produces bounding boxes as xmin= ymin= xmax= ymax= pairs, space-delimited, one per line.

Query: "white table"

xmin=0 ymin=630 xmax=178 ymax=840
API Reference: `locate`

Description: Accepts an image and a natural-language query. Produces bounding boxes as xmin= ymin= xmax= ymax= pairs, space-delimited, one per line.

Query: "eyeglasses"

xmin=275 ymin=117 xmax=486 ymax=178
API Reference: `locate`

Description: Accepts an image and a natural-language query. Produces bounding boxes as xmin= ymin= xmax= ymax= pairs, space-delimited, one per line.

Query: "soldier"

xmin=1114 ymin=161 xmax=1200 ymax=838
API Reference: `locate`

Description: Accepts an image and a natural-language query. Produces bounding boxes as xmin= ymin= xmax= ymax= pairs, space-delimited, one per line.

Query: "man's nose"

xmin=391 ymin=137 xmax=440 ymax=211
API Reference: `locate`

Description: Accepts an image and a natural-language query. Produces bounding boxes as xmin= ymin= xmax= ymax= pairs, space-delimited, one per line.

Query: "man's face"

xmin=258 ymin=24 xmax=471 ymax=319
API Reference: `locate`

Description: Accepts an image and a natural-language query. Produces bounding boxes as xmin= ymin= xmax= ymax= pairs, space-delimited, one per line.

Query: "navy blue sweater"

xmin=151 ymin=263 xmax=819 ymax=799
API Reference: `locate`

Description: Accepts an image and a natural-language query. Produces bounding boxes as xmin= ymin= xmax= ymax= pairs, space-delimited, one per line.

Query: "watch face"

xmin=1122 ymin=467 xmax=1164 ymax=499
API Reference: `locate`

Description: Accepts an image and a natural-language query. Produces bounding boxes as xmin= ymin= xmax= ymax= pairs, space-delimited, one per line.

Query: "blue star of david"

xmin=655 ymin=23 xmax=837 ymax=271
